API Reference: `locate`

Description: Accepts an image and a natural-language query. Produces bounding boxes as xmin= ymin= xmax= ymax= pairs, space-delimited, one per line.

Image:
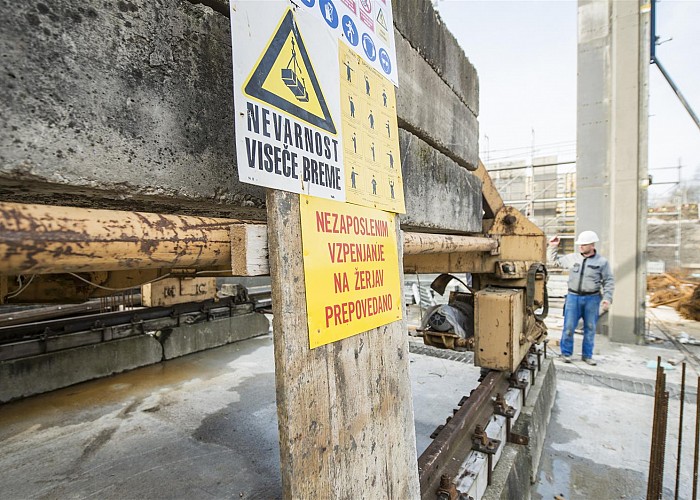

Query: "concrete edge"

xmin=0 ymin=335 xmax=163 ymax=403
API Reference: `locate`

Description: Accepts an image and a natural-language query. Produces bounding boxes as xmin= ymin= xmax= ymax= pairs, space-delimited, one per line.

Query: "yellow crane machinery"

xmin=0 ymin=161 xmax=547 ymax=373
xmin=404 ymin=161 xmax=548 ymax=372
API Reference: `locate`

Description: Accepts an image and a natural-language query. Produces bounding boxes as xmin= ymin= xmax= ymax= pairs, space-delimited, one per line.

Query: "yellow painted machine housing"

xmin=474 ymin=287 xmax=529 ymax=372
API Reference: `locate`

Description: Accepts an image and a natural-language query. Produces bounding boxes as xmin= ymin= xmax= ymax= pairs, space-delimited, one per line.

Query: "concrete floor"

xmin=3 ymin=293 xmax=700 ymax=499
xmin=534 ymin=300 xmax=700 ymax=499
xmin=0 ymin=331 xmax=482 ymax=499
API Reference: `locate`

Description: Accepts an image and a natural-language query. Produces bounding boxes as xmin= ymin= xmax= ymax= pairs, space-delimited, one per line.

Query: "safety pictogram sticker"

xmin=376 ymin=7 xmax=387 ymax=30
xmin=244 ymin=10 xmax=336 ymax=134
xmin=339 ymin=41 xmax=404 ymax=213
xmin=293 ymin=0 xmax=399 ymax=86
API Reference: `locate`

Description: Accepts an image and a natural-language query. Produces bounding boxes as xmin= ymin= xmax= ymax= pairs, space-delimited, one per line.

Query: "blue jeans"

xmin=561 ymin=293 xmax=601 ymax=359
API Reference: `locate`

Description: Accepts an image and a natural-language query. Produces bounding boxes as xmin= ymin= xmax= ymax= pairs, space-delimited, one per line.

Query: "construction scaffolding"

xmin=487 ymin=156 xmax=577 ymax=254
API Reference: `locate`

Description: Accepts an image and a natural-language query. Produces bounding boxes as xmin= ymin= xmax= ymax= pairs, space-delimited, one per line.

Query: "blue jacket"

xmin=547 ymin=247 xmax=615 ymax=303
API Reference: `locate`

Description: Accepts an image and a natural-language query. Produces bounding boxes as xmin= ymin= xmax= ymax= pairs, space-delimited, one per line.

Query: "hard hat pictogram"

xmin=244 ymin=9 xmax=336 ymax=134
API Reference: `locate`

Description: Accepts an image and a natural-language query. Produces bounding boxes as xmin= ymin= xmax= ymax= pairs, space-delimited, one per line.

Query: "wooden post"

xmin=267 ymin=190 xmax=419 ymax=498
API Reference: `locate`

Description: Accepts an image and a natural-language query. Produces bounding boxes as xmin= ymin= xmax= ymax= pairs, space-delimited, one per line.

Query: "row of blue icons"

xmin=299 ymin=0 xmax=392 ymax=76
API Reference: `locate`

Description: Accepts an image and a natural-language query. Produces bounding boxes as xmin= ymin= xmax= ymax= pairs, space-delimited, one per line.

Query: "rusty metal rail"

xmin=417 ymin=370 xmax=511 ymax=498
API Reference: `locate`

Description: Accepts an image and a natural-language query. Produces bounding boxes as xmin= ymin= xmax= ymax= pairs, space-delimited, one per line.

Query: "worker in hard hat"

xmin=547 ymin=231 xmax=615 ymax=365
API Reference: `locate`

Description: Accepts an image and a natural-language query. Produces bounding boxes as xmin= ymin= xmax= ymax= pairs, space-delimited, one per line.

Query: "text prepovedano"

xmin=300 ymin=195 xmax=402 ymax=348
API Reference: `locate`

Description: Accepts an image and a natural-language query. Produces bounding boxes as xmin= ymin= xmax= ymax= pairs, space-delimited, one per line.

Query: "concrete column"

xmin=576 ymin=0 xmax=612 ymax=256
xmin=577 ymin=0 xmax=649 ymax=343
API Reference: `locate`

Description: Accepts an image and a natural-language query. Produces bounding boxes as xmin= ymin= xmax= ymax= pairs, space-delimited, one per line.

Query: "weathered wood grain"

xmin=267 ymin=190 xmax=419 ymax=498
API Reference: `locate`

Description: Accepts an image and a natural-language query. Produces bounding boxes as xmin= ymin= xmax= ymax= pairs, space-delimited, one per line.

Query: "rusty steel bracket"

xmin=493 ymin=393 xmax=516 ymax=419
xmin=507 ymin=431 xmax=529 ymax=446
xmin=509 ymin=373 xmax=528 ymax=403
xmin=522 ymin=358 xmax=537 ymax=385
xmin=435 ymin=475 xmax=459 ymax=500
xmin=529 ymin=344 xmax=543 ymax=371
xmin=493 ymin=393 xmax=520 ymax=447
xmin=472 ymin=424 xmax=500 ymax=454
xmin=471 ymin=424 xmax=501 ymax=486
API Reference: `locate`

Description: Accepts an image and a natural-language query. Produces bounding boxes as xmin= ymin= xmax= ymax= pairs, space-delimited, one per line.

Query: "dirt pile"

xmin=678 ymin=285 xmax=700 ymax=321
xmin=647 ymin=272 xmax=700 ymax=320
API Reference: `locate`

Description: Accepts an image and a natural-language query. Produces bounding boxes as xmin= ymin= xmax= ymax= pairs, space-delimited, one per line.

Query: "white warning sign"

xmin=231 ymin=3 xmax=345 ymax=200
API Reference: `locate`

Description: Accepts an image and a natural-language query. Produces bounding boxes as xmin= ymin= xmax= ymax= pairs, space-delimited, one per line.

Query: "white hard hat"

xmin=575 ymin=230 xmax=600 ymax=245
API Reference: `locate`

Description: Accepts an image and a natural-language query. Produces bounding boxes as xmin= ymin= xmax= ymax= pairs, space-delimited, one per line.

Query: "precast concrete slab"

xmin=1 ymin=311 xmax=270 ymax=403
xmin=162 ymin=312 xmax=270 ymax=359
xmin=400 ymin=128 xmax=482 ymax=233
xmin=0 ymin=0 xmax=266 ymax=219
xmin=1 ymin=0 xmax=482 ymax=233
xmin=395 ymin=31 xmax=479 ymax=170
xmin=393 ymin=0 xmax=479 ymax=116
xmin=0 ymin=335 xmax=163 ymax=403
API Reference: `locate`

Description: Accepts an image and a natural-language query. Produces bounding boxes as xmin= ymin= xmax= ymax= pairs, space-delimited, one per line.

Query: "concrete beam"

xmin=393 ymin=0 xmax=479 ymax=116
xmin=162 ymin=311 xmax=269 ymax=359
xmin=1 ymin=0 xmax=481 ymax=230
xmin=0 ymin=0 xmax=265 ymax=219
xmin=0 ymin=311 xmax=270 ymax=402
xmin=400 ymin=129 xmax=482 ymax=233
xmin=193 ymin=0 xmax=481 ymax=120
xmin=396 ymin=32 xmax=479 ymax=170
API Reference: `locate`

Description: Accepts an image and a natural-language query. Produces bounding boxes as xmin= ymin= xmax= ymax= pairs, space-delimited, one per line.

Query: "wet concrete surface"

xmin=0 ymin=331 xmax=480 ymax=499
xmin=0 ymin=335 xmax=282 ymax=499
xmin=533 ymin=377 xmax=697 ymax=499
xmin=534 ymin=301 xmax=700 ymax=500
xmin=6 ymin=291 xmax=699 ymax=499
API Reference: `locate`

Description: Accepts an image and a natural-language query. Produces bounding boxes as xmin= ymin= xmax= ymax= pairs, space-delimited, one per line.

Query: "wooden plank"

xmin=230 ymin=224 xmax=269 ymax=276
xmin=267 ymin=190 xmax=419 ymax=498
xmin=141 ymin=277 xmax=216 ymax=307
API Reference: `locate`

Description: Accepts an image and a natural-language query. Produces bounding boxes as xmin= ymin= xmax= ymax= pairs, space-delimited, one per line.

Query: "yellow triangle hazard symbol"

xmin=244 ymin=10 xmax=336 ymax=134
xmin=376 ymin=8 xmax=388 ymax=31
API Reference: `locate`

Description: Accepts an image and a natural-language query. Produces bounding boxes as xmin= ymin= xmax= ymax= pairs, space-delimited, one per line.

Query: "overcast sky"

xmin=434 ymin=0 xmax=700 ymax=191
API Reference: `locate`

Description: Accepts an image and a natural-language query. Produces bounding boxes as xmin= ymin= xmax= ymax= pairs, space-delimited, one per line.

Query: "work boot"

xmin=582 ymin=357 xmax=597 ymax=366
xmin=561 ymin=355 xmax=572 ymax=363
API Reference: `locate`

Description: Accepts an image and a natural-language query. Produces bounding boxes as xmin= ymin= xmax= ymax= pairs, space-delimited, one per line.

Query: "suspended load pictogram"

xmin=281 ymin=39 xmax=309 ymax=102
xmin=242 ymin=9 xmax=336 ymax=134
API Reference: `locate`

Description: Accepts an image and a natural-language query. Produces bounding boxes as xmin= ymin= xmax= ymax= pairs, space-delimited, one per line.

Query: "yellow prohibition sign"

xmin=243 ymin=9 xmax=336 ymax=134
